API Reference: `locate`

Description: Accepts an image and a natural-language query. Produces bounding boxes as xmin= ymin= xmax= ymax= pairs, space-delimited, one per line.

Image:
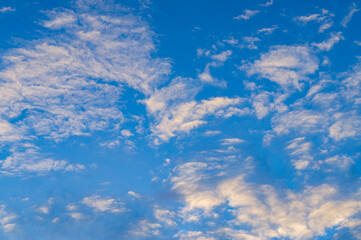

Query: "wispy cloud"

xmin=128 ymin=219 xmax=161 ymax=238
xmin=220 ymin=138 xmax=245 ymax=145
xmin=0 ymin=6 xmax=15 ymax=13
xmin=243 ymin=45 xmax=319 ymax=89
xmin=257 ymin=25 xmax=278 ymax=34
xmin=293 ymin=9 xmax=334 ymax=33
xmin=286 ymin=137 xmax=314 ymax=170
xmin=223 ymin=37 xmax=238 ymax=45
xmin=0 ymin=205 xmax=16 ymax=232
xmin=0 ymin=0 xmax=171 ymax=174
xmin=150 ymin=97 xmax=244 ymax=143
xmin=82 ymin=195 xmax=126 ymax=213
xmin=259 ymin=0 xmax=273 ymax=7
xmin=329 ymin=116 xmax=361 ymax=141
xmin=312 ymin=32 xmax=343 ymax=51
xmin=239 ymin=36 xmax=261 ymax=50
xmin=0 ymin=144 xmax=84 ymax=175
xmin=234 ymin=9 xmax=260 ymax=20
xmin=272 ymin=110 xmax=325 ymax=135
xmin=154 ymin=208 xmax=176 ymax=226
xmin=42 ymin=9 xmax=77 ymax=29
xmin=198 ymin=65 xmax=217 ymax=83
xmin=210 ymin=50 xmax=232 ymax=62
xmin=204 ymin=130 xmax=221 ymax=136
xmin=128 ymin=191 xmax=142 ymax=199
xmin=171 ymin=161 xmax=361 ymax=239
xmin=341 ymin=2 xmax=360 ymax=27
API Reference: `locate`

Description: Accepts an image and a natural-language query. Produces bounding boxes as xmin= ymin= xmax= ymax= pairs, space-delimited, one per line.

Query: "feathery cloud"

xmin=341 ymin=3 xmax=360 ymax=27
xmin=0 ymin=7 xmax=15 ymax=13
xmin=243 ymin=45 xmax=319 ymax=89
xmin=234 ymin=10 xmax=260 ymax=20
xmin=82 ymin=195 xmax=126 ymax=213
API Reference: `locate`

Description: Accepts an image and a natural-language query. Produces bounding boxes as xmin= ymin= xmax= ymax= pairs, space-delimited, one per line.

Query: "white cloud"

xmin=0 ymin=0 xmax=172 ymax=174
xmin=0 ymin=144 xmax=82 ymax=175
xmin=128 ymin=191 xmax=142 ymax=199
xmin=312 ymin=92 xmax=339 ymax=107
xmin=36 ymin=198 xmax=54 ymax=216
xmin=219 ymin=106 xmax=252 ymax=118
xmin=220 ymin=138 xmax=245 ymax=145
xmin=319 ymin=21 xmax=333 ymax=33
xmin=341 ymin=3 xmax=360 ymax=27
xmin=215 ymin=228 xmax=260 ymax=240
xmin=164 ymin=158 xmax=171 ymax=166
xmin=312 ymin=32 xmax=343 ymax=51
xmin=66 ymin=204 xmax=77 ymax=211
xmin=252 ymin=92 xmax=272 ymax=119
xmin=175 ymin=230 xmax=216 ymax=240
xmin=245 ymin=91 xmax=288 ymax=120
xmin=260 ymin=0 xmax=273 ymax=7
xmin=197 ymin=50 xmax=231 ymax=86
xmin=0 ymin=9 xmax=164 ymax=142
xmin=171 ymin=162 xmax=361 ymax=240
xmin=128 ymin=219 xmax=161 ymax=238
xmin=196 ymin=48 xmax=211 ymax=57
xmin=121 ymin=129 xmax=133 ymax=137
xmin=210 ymin=50 xmax=232 ymax=62
xmin=329 ymin=116 xmax=361 ymax=141
xmin=243 ymin=45 xmax=318 ymax=89
xmin=204 ymin=130 xmax=221 ymax=136
xmin=257 ymin=25 xmax=278 ymax=34
xmin=143 ymin=77 xmax=199 ymax=114
xmin=234 ymin=10 xmax=260 ymax=20
xmin=223 ymin=37 xmax=238 ymax=45
xmin=42 ymin=9 xmax=77 ymax=29
xmin=82 ymin=195 xmax=126 ymax=213
xmin=0 ymin=120 xmax=23 ymax=143
xmin=341 ymin=58 xmax=361 ymax=104
xmin=171 ymin=162 xmax=224 ymax=213
xmin=37 ymin=206 xmax=50 ymax=215
xmin=272 ymin=110 xmax=326 ymax=135
xmin=286 ymin=137 xmax=314 ymax=170
xmin=306 ymin=86 xmax=322 ymax=99
xmin=294 ymin=14 xmax=322 ymax=23
xmin=293 ymin=9 xmax=334 ymax=33
xmin=154 ymin=208 xmax=176 ymax=226
xmin=0 ymin=205 xmax=16 ymax=232
xmin=198 ymin=65 xmax=218 ymax=83
xmin=323 ymin=155 xmax=354 ymax=169
xmin=151 ymin=97 xmax=244 ymax=143
xmin=68 ymin=212 xmax=85 ymax=220
xmin=0 ymin=7 xmax=15 ymax=13
xmin=99 ymin=139 xmax=121 ymax=148
xmin=239 ymin=37 xmax=260 ymax=50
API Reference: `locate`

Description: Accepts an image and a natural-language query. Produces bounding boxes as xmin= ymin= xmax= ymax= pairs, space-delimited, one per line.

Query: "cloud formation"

xmin=171 ymin=161 xmax=361 ymax=240
xmin=234 ymin=10 xmax=260 ymax=20
xmin=243 ymin=45 xmax=319 ymax=89
xmin=0 ymin=0 xmax=170 ymax=174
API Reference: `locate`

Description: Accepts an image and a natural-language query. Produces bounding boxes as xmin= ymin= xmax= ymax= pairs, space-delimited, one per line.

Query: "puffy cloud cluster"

xmin=171 ymin=161 xmax=361 ymax=240
xmin=0 ymin=0 xmax=171 ymax=174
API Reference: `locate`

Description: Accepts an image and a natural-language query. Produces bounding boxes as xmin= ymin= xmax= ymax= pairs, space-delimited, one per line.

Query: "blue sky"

xmin=0 ymin=0 xmax=360 ymax=239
